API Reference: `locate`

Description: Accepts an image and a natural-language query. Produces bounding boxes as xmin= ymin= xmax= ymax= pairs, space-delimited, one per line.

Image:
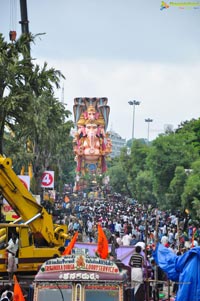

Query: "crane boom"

xmin=0 ymin=155 xmax=67 ymax=246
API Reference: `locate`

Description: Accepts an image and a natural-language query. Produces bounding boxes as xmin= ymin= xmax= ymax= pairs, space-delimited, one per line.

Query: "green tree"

xmin=1 ymin=33 xmax=75 ymax=193
xmin=182 ymin=159 xmax=200 ymax=221
xmin=147 ymin=133 xmax=198 ymax=208
xmin=135 ymin=170 xmax=156 ymax=206
xmin=107 ymin=162 xmax=130 ymax=195
xmin=121 ymin=140 xmax=149 ymax=198
xmin=0 ymin=33 xmax=32 ymax=154
xmin=8 ymin=92 xmax=73 ymax=194
xmin=51 ymin=125 xmax=75 ymax=191
xmin=165 ymin=166 xmax=187 ymax=211
xmin=176 ymin=118 xmax=200 ymax=154
xmin=107 ymin=141 xmax=149 ymax=198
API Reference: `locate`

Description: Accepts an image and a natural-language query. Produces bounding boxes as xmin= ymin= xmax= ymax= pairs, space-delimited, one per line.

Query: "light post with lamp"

xmin=128 ymin=100 xmax=140 ymax=140
xmin=145 ymin=118 xmax=153 ymax=143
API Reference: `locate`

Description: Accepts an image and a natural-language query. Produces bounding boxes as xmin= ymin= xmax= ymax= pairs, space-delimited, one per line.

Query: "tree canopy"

xmin=108 ymin=118 xmax=200 ymax=221
xmin=0 ymin=33 xmax=75 ymax=194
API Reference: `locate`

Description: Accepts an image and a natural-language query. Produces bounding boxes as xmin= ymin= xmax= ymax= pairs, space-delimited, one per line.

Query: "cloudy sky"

xmin=1 ymin=0 xmax=200 ymax=141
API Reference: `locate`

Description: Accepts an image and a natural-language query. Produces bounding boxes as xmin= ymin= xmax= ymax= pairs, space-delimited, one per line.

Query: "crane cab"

xmin=0 ymin=224 xmax=61 ymax=274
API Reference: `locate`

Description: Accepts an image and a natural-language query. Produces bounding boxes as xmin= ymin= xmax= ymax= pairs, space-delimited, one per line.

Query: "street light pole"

xmin=145 ymin=118 xmax=153 ymax=143
xmin=128 ymin=100 xmax=140 ymax=140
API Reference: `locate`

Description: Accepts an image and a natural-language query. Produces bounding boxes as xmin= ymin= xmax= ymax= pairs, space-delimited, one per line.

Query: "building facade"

xmin=109 ymin=131 xmax=126 ymax=158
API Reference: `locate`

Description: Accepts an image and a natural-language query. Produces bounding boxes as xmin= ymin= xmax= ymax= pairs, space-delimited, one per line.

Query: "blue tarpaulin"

xmin=153 ymin=243 xmax=200 ymax=301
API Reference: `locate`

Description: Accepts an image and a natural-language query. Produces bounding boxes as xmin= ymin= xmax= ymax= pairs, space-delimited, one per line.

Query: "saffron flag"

xmin=13 ymin=274 xmax=25 ymax=301
xmin=96 ymin=224 xmax=109 ymax=259
xmin=63 ymin=231 xmax=79 ymax=255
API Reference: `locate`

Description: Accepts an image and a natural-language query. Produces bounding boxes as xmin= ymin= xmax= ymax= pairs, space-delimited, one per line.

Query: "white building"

xmin=109 ymin=131 xmax=126 ymax=158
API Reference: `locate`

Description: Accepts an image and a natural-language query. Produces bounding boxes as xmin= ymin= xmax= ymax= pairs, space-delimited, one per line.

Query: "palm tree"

xmin=1 ymin=33 xmax=75 ymax=193
xmin=0 ymin=33 xmax=36 ymax=154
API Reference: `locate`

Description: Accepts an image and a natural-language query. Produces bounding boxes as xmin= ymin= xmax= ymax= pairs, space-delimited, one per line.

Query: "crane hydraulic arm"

xmin=0 ymin=155 xmax=68 ymax=246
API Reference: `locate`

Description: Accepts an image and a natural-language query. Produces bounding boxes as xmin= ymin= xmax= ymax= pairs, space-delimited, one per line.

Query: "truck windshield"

xmin=37 ymin=285 xmax=72 ymax=301
xmin=85 ymin=286 xmax=119 ymax=301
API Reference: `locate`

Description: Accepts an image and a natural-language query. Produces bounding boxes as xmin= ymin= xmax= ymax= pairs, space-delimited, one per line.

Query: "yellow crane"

xmin=0 ymin=155 xmax=70 ymax=274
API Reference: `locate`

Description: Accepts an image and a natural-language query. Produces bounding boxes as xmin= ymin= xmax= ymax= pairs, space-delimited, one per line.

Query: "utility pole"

xmin=128 ymin=100 xmax=140 ymax=140
xmin=145 ymin=118 xmax=153 ymax=143
xmin=19 ymin=0 xmax=31 ymax=56
xmin=19 ymin=0 xmax=29 ymax=34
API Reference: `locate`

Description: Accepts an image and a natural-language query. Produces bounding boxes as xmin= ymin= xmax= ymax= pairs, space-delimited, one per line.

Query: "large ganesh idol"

xmin=73 ymin=97 xmax=112 ymax=175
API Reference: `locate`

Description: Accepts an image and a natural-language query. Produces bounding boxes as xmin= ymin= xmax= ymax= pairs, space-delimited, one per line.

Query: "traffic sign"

xmin=41 ymin=171 xmax=54 ymax=188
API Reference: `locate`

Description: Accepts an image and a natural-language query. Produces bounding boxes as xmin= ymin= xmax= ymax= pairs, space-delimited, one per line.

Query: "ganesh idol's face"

xmin=85 ymin=123 xmax=98 ymax=136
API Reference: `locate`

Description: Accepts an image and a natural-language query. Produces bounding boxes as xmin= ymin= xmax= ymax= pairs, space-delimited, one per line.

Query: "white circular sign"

xmin=41 ymin=171 xmax=54 ymax=188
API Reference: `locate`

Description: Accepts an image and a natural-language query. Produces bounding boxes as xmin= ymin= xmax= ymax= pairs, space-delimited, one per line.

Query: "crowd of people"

xmin=2 ymin=190 xmax=199 ymax=301
xmin=54 ymin=190 xmax=200 ymax=300
xmin=59 ymin=191 xmax=200 ymax=252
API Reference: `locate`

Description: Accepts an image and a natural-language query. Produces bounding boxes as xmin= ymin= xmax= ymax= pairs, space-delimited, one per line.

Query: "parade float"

xmin=73 ymin=98 xmax=112 ymax=190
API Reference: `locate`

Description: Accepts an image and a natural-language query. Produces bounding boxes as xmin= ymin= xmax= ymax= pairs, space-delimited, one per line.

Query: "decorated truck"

xmin=33 ymin=247 xmax=131 ymax=301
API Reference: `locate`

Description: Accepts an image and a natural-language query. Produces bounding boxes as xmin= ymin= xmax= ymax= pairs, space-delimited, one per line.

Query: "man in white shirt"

xmin=122 ymin=233 xmax=132 ymax=246
xmin=6 ymin=233 xmax=19 ymax=281
xmin=115 ymin=221 xmax=122 ymax=235
xmin=87 ymin=219 xmax=94 ymax=242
